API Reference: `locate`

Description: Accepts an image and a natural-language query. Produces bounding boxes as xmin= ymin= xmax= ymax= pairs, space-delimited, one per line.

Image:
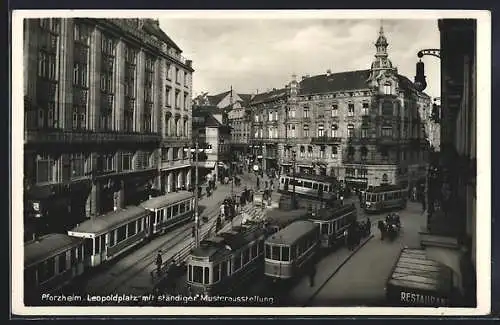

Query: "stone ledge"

xmin=419 ymin=230 xmax=460 ymax=249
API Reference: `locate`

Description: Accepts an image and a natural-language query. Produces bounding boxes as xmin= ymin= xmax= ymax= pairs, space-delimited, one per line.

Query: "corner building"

xmin=249 ymin=26 xmax=430 ymax=188
xmin=23 ymin=18 xmax=193 ymax=241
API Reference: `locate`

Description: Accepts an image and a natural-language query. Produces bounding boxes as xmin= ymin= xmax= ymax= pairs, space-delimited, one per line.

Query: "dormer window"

xmin=384 ymin=82 xmax=392 ymax=95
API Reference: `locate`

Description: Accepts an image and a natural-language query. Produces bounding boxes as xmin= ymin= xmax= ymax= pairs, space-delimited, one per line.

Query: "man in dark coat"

xmin=156 ymin=250 xmax=163 ymax=276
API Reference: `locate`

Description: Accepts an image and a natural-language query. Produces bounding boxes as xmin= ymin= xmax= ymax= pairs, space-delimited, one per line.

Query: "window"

xmin=360 ymin=147 xmax=368 ymax=160
xmin=358 ymin=169 xmax=368 ymax=178
xmin=382 ymin=101 xmax=393 ymax=115
xmin=319 ymin=146 xmax=325 ymax=159
xmin=242 ymin=249 xmax=250 ymax=265
xmin=318 ymin=124 xmax=324 ymax=137
xmin=204 ymin=267 xmax=210 ymax=285
xmin=382 ymin=124 xmax=392 ymax=137
xmin=384 ymin=82 xmax=392 ymax=95
xmin=58 ymin=253 xmax=66 ymax=273
xmin=265 ymin=244 xmax=271 ymax=258
xmin=166 ymin=63 xmax=171 ymax=80
xmin=184 ymin=72 xmax=189 ymax=86
xmin=281 ymin=247 xmax=290 ymax=262
xmin=362 ymin=102 xmax=369 ymax=115
xmin=254 ymin=114 xmax=260 ymax=122
xmin=303 ymin=109 xmax=309 ymax=119
xmin=347 ymin=124 xmax=354 ymax=138
xmin=38 ymin=47 xmax=58 ymax=81
xmin=331 ymin=124 xmax=338 ymax=138
xmin=347 ymin=146 xmax=355 ymax=158
xmin=303 ymin=125 xmax=309 ymax=138
xmin=98 ymin=153 xmax=114 ymax=172
xmin=271 ymin=246 xmax=280 ymax=260
xmin=307 ymin=146 xmax=313 ymax=158
xmin=192 ymin=265 xmax=203 ymax=283
xmin=331 ymin=104 xmax=338 ymax=117
xmin=117 ymin=225 xmax=127 ymax=243
xmin=348 ymin=103 xmax=355 ymax=116
xmin=184 ymin=93 xmax=189 ymax=110
xmin=346 ymin=168 xmax=355 ymax=177
xmin=128 ymin=220 xmax=137 ymax=236
xmin=251 ymin=244 xmax=258 ymax=258
xmin=233 ymin=253 xmax=242 ymax=271
xmin=300 ymin=145 xmax=305 ymax=158
xmin=175 ymin=68 xmax=180 ymax=84
xmin=289 ymin=109 xmax=296 ymax=118
xmin=122 ymin=152 xmax=133 ymax=171
xmin=36 ymin=154 xmax=55 ymax=183
xmin=331 ymin=145 xmax=338 ymax=158
xmin=70 ymin=153 xmax=86 ymax=178
xmin=268 ymin=111 xmax=273 ymax=121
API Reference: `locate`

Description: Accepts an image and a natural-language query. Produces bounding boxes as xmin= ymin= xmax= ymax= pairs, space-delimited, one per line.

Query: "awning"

xmin=297 ymin=164 xmax=313 ymax=168
xmin=195 ymin=161 xmax=216 ymax=169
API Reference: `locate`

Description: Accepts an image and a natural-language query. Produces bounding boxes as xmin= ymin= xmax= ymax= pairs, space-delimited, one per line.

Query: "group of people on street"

xmin=377 ymin=213 xmax=401 ymax=240
xmin=344 ymin=218 xmax=371 ymax=250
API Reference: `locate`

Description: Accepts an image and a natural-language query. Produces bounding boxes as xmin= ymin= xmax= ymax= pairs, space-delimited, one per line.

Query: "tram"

xmin=264 ymin=220 xmax=319 ymax=281
xmin=263 ymin=208 xmax=309 ymax=234
xmin=68 ymin=206 xmax=151 ymax=267
xmin=363 ymin=184 xmax=408 ymax=213
xmin=24 ymin=234 xmax=86 ymax=305
xmin=278 ymin=174 xmax=338 ymax=202
xmin=141 ymin=191 xmax=195 ymax=236
xmin=185 ymin=224 xmax=266 ymax=296
xmin=308 ymin=203 xmax=357 ymax=249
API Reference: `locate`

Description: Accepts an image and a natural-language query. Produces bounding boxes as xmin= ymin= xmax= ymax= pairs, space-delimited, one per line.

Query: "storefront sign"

xmin=399 ymin=291 xmax=449 ymax=306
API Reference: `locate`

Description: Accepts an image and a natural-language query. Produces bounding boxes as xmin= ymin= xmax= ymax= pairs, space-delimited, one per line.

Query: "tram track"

xmin=86 ymin=198 xmax=225 ymax=295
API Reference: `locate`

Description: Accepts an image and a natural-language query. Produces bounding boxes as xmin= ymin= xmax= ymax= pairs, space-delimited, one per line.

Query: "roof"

xmin=25 ymin=234 xmax=83 ymax=268
xmin=142 ymin=19 xmax=181 ymax=52
xmin=298 ymin=70 xmax=425 ymax=96
xmin=207 ymin=91 xmax=231 ymax=106
xmin=309 ymin=204 xmax=357 ymax=222
xmin=266 ymin=220 xmax=318 ymax=245
xmin=141 ymin=191 xmax=193 ymax=210
xmin=366 ymin=184 xmax=407 ymax=193
xmin=387 ymin=248 xmax=453 ymax=294
xmin=192 ymin=105 xmax=225 ymax=116
xmin=68 ymin=206 xmax=150 ymax=236
xmin=265 ymin=208 xmax=309 ymax=228
xmin=250 ymin=88 xmax=288 ymax=105
xmin=282 ymin=173 xmax=338 ymax=184
xmin=190 ymin=226 xmax=265 ymax=260
xmin=238 ymin=94 xmax=254 ymax=105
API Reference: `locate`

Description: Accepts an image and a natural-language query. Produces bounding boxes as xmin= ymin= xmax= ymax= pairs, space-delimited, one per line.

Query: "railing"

xmin=311 ymin=136 xmax=342 ymax=144
xmin=25 ymin=130 xmax=161 ymax=145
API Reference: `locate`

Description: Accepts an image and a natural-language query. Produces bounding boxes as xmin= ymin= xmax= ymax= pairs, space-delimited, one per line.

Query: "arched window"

xmin=382 ymin=173 xmax=389 ymax=184
xmin=300 ymin=145 xmax=305 ymax=158
xmin=331 ymin=145 xmax=338 ymax=158
xmin=384 ymin=82 xmax=392 ymax=95
xmin=307 ymin=145 xmax=313 ymax=158
xmin=347 ymin=124 xmax=354 ymax=138
xmin=347 ymin=146 xmax=355 ymax=158
xmin=331 ymin=124 xmax=338 ymax=138
xmin=303 ymin=124 xmax=309 ymax=138
xmin=318 ymin=124 xmax=324 ymax=137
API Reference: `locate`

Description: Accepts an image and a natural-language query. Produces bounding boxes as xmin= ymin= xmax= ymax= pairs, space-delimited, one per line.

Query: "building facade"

xmin=249 ymin=26 xmax=431 ymax=189
xmin=23 ymin=18 xmax=193 ymax=241
xmin=419 ymin=19 xmax=477 ymax=306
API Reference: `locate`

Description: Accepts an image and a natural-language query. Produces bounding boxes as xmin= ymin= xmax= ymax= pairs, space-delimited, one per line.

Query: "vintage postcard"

xmin=11 ymin=9 xmax=491 ymax=316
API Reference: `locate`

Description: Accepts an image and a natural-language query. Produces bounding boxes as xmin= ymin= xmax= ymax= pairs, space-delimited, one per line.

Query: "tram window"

xmin=167 ymin=207 xmax=172 ymax=220
xmin=304 ymin=181 xmax=312 ymax=189
xmin=100 ymin=234 xmax=106 ymax=252
xmin=395 ymin=192 xmax=400 ymax=199
xmin=213 ymin=264 xmax=220 ymax=283
xmin=234 ymin=253 xmax=242 ymax=271
xmin=281 ymin=178 xmax=284 ymax=184
xmin=180 ymin=202 xmax=185 ymax=214
xmin=192 ymin=266 xmax=203 ymax=283
xmin=313 ymin=183 xmax=318 ymax=190
xmin=204 ymin=267 xmax=210 ymax=284
xmin=45 ymin=257 xmax=55 ymax=280
xmin=271 ymin=246 xmax=280 ymax=260
xmin=281 ymin=247 xmax=290 ymax=262
xmin=109 ymin=231 xmax=115 ymax=247
xmin=84 ymin=238 xmax=93 ymax=255
xmin=243 ymin=248 xmax=250 ymax=265
xmin=129 ymin=221 xmax=137 ymax=236
xmin=251 ymin=244 xmax=258 ymax=259
xmin=173 ymin=204 xmax=179 ymax=217
xmin=71 ymin=248 xmax=77 ymax=265
xmin=321 ymin=224 xmax=329 ymax=235
xmin=221 ymin=261 xmax=228 ymax=278
xmin=94 ymin=237 xmax=100 ymax=254
xmin=265 ymin=244 xmax=271 ymax=258
xmin=188 ymin=265 xmax=192 ymax=282
xmin=117 ymin=225 xmax=127 ymax=243
xmin=387 ymin=193 xmax=393 ymax=200
xmin=58 ymin=253 xmax=66 ymax=273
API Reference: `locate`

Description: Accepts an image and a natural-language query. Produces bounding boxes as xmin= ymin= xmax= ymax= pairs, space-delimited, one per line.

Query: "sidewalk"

xmin=285 ymin=234 xmax=374 ymax=306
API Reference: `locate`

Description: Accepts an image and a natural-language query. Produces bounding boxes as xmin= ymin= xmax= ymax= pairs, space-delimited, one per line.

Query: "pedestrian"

xmin=220 ymin=203 xmax=226 ymax=219
xmin=308 ymin=263 xmax=316 ymax=287
xmin=340 ymin=194 xmax=344 ymax=206
xmin=366 ymin=217 xmax=371 ymax=235
xmin=156 ymin=250 xmax=163 ymax=276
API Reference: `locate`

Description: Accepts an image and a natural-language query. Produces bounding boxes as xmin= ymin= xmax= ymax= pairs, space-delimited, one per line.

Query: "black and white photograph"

xmin=11 ymin=10 xmax=490 ymax=316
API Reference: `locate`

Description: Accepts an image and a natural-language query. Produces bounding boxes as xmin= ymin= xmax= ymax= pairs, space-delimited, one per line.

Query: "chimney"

xmin=302 ymin=76 xmax=307 ymax=81
xmin=327 ymin=69 xmax=332 ymax=76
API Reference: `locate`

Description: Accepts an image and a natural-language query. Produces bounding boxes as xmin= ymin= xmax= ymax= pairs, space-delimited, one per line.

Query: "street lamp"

xmin=414 ymin=49 xmax=441 ymax=92
xmin=291 ymin=150 xmax=297 ymax=209
xmin=187 ymin=139 xmax=205 ymax=248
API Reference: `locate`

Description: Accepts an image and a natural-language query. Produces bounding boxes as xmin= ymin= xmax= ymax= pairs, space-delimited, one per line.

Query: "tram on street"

xmin=264 ymin=220 xmax=319 ymax=281
xmin=263 ymin=208 xmax=309 ymax=234
xmin=68 ymin=206 xmax=151 ymax=267
xmin=185 ymin=224 xmax=267 ymax=296
xmin=308 ymin=203 xmax=357 ymax=249
xmin=363 ymin=184 xmax=408 ymax=213
xmin=278 ymin=174 xmax=338 ymax=202
xmin=141 ymin=191 xmax=195 ymax=236
xmin=24 ymin=233 xmax=86 ymax=305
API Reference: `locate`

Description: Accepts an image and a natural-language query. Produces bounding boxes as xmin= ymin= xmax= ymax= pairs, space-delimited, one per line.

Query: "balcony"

xmin=311 ymin=136 xmax=342 ymax=144
xmin=160 ymin=159 xmax=191 ymax=171
xmin=25 ymin=130 xmax=161 ymax=146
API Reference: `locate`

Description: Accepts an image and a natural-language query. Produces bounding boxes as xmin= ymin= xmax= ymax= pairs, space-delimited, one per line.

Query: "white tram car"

xmin=308 ymin=203 xmax=357 ymax=249
xmin=263 ymin=208 xmax=309 ymax=234
xmin=364 ymin=184 xmax=408 ymax=213
xmin=264 ymin=220 xmax=319 ymax=281
xmin=24 ymin=234 xmax=86 ymax=305
xmin=186 ymin=224 xmax=266 ymax=296
xmin=278 ymin=174 xmax=338 ymax=201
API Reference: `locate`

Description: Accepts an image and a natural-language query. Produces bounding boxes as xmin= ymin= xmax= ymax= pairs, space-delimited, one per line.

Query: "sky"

xmin=159 ymin=17 xmax=441 ymax=99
